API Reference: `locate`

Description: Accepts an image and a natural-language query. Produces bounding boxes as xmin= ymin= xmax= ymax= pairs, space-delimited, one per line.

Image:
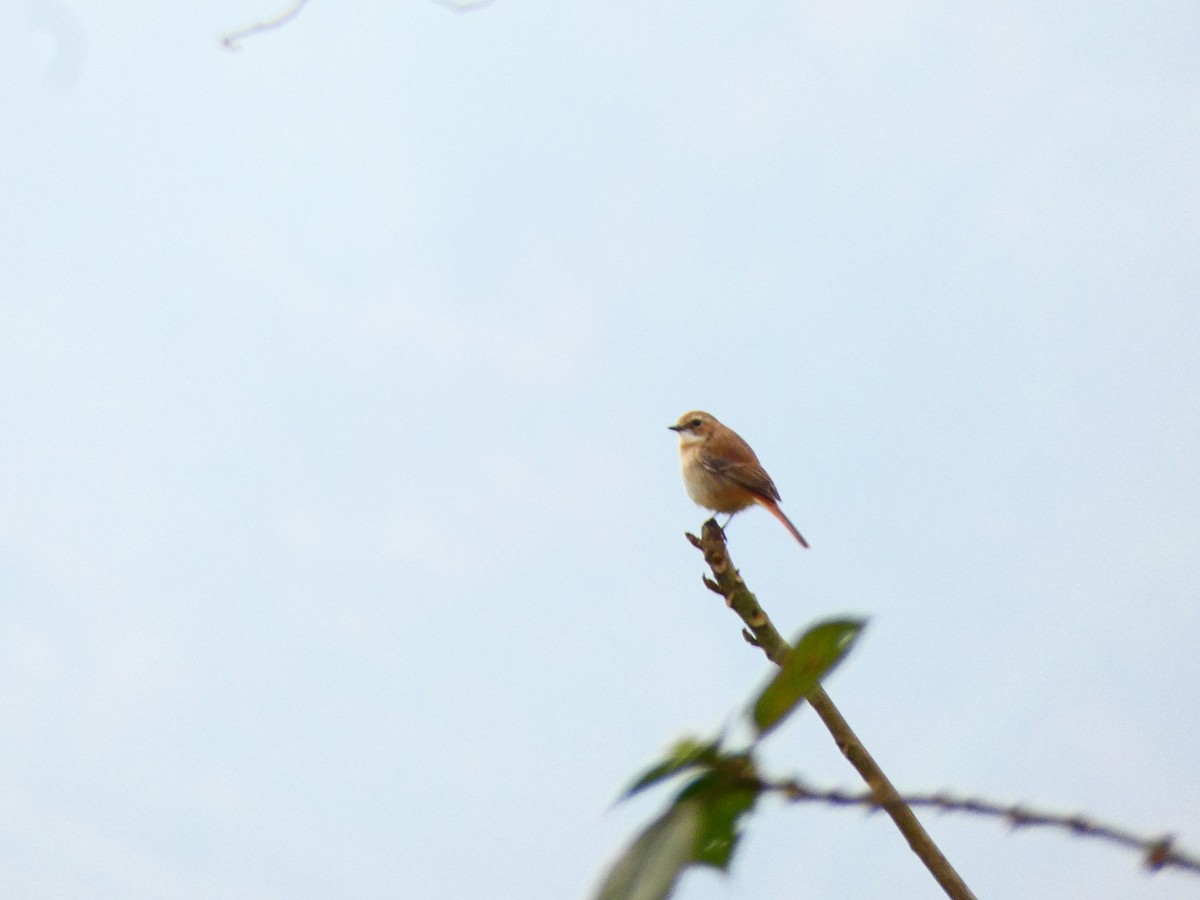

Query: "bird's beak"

xmin=668 ymin=424 xmax=683 ymax=432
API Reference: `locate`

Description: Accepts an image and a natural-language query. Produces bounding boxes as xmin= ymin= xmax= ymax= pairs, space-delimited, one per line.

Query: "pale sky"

xmin=2 ymin=1 xmax=1199 ymax=898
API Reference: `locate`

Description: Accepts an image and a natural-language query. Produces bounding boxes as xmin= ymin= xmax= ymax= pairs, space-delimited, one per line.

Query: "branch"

xmin=221 ymin=0 xmax=310 ymax=50
xmin=687 ymin=518 xmax=977 ymax=900
xmin=220 ymin=0 xmax=496 ymax=50
xmin=769 ymin=780 xmax=1200 ymax=875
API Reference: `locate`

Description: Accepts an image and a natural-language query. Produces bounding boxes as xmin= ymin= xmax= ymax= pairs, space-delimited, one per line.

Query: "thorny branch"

xmin=770 ymin=780 xmax=1200 ymax=876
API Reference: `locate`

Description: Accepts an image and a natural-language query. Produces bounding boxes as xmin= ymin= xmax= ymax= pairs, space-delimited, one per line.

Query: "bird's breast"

xmin=679 ymin=448 xmax=754 ymax=513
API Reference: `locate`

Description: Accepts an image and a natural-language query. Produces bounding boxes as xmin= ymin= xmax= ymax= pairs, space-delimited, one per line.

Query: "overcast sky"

xmin=2 ymin=0 xmax=1199 ymax=897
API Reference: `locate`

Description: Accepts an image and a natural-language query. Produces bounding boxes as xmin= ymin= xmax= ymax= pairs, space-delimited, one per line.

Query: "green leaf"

xmin=621 ymin=738 xmax=721 ymax=801
xmin=593 ymin=800 xmax=703 ymax=900
xmin=751 ymin=618 xmax=865 ymax=738
xmin=677 ymin=771 xmax=760 ymax=870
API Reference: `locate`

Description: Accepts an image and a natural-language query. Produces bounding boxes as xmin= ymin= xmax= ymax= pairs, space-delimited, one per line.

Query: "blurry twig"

xmin=429 ymin=0 xmax=497 ymax=9
xmin=221 ymin=0 xmax=310 ymax=50
xmin=220 ymin=0 xmax=495 ymax=50
xmin=771 ymin=780 xmax=1200 ymax=875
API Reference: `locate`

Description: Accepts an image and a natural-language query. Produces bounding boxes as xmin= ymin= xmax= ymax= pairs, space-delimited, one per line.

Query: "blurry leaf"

xmin=622 ymin=738 xmax=721 ymax=801
xmin=751 ymin=618 xmax=865 ymax=738
xmin=677 ymin=768 xmax=760 ymax=870
xmin=593 ymin=800 xmax=703 ymax=900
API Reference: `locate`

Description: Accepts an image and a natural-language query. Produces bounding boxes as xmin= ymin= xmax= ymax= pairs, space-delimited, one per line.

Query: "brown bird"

xmin=669 ymin=410 xmax=809 ymax=548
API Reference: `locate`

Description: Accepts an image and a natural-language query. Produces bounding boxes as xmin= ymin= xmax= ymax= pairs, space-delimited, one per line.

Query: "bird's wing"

xmin=698 ymin=449 xmax=782 ymax=502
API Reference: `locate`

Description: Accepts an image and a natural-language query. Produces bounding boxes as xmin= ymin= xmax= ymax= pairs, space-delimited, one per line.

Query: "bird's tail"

xmin=759 ymin=498 xmax=810 ymax=548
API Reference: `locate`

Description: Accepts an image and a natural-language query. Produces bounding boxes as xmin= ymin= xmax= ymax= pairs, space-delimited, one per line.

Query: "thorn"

xmin=702 ymin=575 xmax=723 ymax=595
xmin=1145 ymin=836 xmax=1174 ymax=871
xmin=1007 ymin=806 xmax=1032 ymax=828
xmin=685 ymin=532 xmax=702 ymax=548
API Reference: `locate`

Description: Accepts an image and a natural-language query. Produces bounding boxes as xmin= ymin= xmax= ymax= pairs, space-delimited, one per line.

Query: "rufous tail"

xmin=759 ymin=498 xmax=809 ymax=548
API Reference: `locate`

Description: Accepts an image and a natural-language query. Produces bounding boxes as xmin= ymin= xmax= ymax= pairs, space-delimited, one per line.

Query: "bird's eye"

xmin=690 ymin=418 xmax=702 ymax=427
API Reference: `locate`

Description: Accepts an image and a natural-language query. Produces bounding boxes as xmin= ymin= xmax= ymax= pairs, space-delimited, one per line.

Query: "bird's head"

xmin=669 ymin=410 xmax=719 ymax=444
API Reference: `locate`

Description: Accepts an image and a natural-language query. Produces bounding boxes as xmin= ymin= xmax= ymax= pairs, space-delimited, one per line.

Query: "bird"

xmin=669 ymin=410 xmax=809 ymax=548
